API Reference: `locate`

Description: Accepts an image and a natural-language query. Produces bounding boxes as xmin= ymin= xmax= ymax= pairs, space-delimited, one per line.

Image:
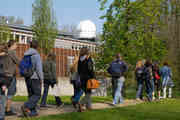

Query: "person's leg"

xmin=136 ymin=80 xmax=143 ymax=100
xmin=111 ymin=78 xmax=116 ymax=99
xmin=145 ymin=79 xmax=152 ymax=101
xmin=40 ymin=83 xmax=49 ymax=107
xmin=151 ymin=79 xmax=155 ymax=100
xmin=0 ymin=95 xmax=6 ymax=120
xmin=113 ymin=77 xmax=124 ymax=104
xmin=6 ymin=77 xmax=16 ymax=115
xmin=25 ymin=78 xmax=33 ymax=99
xmin=168 ymin=87 xmax=172 ymax=98
xmin=55 ymin=96 xmax=63 ymax=107
xmin=24 ymin=79 xmax=41 ymax=112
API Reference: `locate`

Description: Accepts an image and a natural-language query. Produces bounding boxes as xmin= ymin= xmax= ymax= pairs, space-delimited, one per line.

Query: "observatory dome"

xmin=77 ymin=20 xmax=96 ymax=39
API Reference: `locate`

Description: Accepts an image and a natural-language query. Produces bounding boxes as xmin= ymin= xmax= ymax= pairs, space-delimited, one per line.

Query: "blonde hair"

xmin=136 ymin=60 xmax=143 ymax=70
xmin=70 ymin=56 xmax=79 ymax=73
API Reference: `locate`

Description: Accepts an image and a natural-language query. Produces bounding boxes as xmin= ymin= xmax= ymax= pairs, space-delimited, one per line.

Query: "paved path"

xmin=6 ymin=99 xmax=143 ymax=120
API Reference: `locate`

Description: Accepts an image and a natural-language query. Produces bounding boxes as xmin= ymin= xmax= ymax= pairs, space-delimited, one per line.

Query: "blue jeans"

xmin=0 ymin=89 xmax=6 ymax=120
xmin=73 ymin=89 xmax=83 ymax=103
xmin=40 ymin=83 xmax=49 ymax=106
xmin=24 ymin=78 xmax=41 ymax=111
xmin=7 ymin=77 xmax=16 ymax=99
xmin=113 ymin=77 xmax=124 ymax=104
xmin=151 ymin=79 xmax=155 ymax=92
xmin=136 ymin=79 xmax=143 ymax=99
xmin=145 ymin=79 xmax=152 ymax=101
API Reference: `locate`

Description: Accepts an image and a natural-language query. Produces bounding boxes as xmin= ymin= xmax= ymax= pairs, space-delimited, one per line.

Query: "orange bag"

xmin=87 ymin=79 xmax=100 ymax=89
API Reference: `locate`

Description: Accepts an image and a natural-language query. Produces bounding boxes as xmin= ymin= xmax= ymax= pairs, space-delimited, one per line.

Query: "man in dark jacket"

xmin=107 ymin=53 xmax=128 ymax=105
xmin=21 ymin=40 xmax=43 ymax=117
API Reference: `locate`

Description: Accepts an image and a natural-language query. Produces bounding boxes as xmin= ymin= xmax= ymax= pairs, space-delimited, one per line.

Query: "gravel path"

xmin=6 ymin=99 xmax=143 ymax=120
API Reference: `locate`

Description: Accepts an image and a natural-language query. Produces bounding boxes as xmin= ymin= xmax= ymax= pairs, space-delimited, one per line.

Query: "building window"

xmin=21 ymin=35 xmax=25 ymax=44
xmin=15 ymin=34 xmax=19 ymax=42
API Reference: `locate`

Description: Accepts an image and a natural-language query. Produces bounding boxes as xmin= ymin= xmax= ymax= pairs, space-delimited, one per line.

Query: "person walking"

xmin=135 ymin=60 xmax=144 ymax=101
xmin=143 ymin=60 xmax=153 ymax=102
xmin=78 ymin=47 xmax=95 ymax=112
xmin=40 ymin=53 xmax=64 ymax=108
xmin=21 ymin=40 xmax=43 ymax=117
xmin=70 ymin=56 xmax=83 ymax=109
xmin=5 ymin=40 xmax=19 ymax=116
xmin=160 ymin=62 xmax=174 ymax=99
xmin=0 ymin=40 xmax=19 ymax=120
xmin=107 ymin=53 xmax=128 ymax=105
xmin=152 ymin=62 xmax=161 ymax=100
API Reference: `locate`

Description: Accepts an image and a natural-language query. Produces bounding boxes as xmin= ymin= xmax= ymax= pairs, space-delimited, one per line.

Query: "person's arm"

xmin=88 ymin=58 xmax=95 ymax=78
xmin=35 ymin=55 xmax=44 ymax=81
xmin=7 ymin=51 xmax=20 ymax=65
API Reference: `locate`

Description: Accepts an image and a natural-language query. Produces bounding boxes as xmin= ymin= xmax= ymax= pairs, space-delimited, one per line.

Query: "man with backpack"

xmin=20 ymin=40 xmax=43 ymax=117
xmin=107 ymin=53 xmax=128 ymax=105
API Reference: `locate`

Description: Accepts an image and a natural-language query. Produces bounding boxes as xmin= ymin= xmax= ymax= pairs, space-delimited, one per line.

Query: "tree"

xmin=0 ymin=16 xmax=24 ymax=25
xmin=32 ymin=0 xmax=58 ymax=55
xmin=97 ymin=0 xmax=167 ymax=71
xmin=0 ymin=24 xmax=11 ymax=43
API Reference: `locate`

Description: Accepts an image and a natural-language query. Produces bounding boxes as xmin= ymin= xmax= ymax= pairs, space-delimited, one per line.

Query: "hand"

xmin=2 ymin=85 xmax=6 ymax=92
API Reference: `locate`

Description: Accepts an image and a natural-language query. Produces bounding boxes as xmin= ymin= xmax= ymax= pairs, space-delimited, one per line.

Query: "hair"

xmin=7 ymin=40 xmax=17 ymax=48
xmin=47 ymin=53 xmax=56 ymax=61
xmin=135 ymin=60 xmax=143 ymax=69
xmin=70 ymin=56 xmax=79 ymax=73
xmin=116 ymin=53 xmax=122 ymax=60
xmin=79 ymin=47 xmax=89 ymax=57
xmin=30 ymin=40 xmax=39 ymax=49
xmin=163 ymin=61 xmax=169 ymax=66
xmin=145 ymin=59 xmax=152 ymax=67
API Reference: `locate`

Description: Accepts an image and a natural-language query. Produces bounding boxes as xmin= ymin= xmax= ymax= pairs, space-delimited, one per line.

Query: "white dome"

xmin=77 ymin=20 xmax=96 ymax=39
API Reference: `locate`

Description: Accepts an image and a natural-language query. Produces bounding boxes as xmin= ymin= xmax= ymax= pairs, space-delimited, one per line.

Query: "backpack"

xmin=19 ymin=55 xmax=34 ymax=78
xmin=154 ymin=71 xmax=160 ymax=80
xmin=107 ymin=61 xmax=125 ymax=77
xmin=43 ymin=60 xmax=57 ymax=85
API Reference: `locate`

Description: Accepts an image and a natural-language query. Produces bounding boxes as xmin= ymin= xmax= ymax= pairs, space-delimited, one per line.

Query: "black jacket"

xmin=78 ymin=56 xmax=95 ymax=90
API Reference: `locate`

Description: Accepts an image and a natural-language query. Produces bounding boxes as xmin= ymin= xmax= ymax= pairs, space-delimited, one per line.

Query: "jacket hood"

xmin=80 ymin=55 xmax=87 ymax=62
xmin=24 ymin=48 xmax=38 ymax=56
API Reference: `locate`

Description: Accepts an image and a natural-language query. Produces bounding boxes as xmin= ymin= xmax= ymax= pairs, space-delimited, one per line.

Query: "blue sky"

xmin=0 ymin=0 xmax=106 ymax=33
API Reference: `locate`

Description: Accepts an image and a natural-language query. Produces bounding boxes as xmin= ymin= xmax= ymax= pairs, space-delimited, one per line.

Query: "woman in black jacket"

xmin=78 ymin=47 xmax=95 ymax=112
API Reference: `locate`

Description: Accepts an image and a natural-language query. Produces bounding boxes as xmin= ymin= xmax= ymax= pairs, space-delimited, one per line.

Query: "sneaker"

xmin=57 ymin=103 xmax=64 ymax=108
xmin=5 ymin=110 xmax=17 ymax=116
xmin=21 ymin=105 xmax=30 ymax=117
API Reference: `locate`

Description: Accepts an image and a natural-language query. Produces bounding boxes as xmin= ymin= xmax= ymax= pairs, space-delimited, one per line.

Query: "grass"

xmin=12 ymin=95 xmax=113 ymax=105
xmin=28 ymin=99 xmax=180 ymax=120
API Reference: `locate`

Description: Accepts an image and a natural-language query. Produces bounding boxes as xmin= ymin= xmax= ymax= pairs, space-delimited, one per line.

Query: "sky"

xmin=0 ymin=0 xmax=106 ymax=33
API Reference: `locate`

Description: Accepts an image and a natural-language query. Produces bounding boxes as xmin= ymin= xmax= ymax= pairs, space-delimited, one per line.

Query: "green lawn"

xmin=12 ymin=96 xmax=113 ymax=105
xmin=32 ymin=99 xmax=180 ymax=120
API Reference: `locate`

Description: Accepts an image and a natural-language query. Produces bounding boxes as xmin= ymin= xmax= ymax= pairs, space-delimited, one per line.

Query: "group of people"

xmin=0 ymin=39 xmax=175 ymax=120
xmin=0 ymin=41 xmax=95 ymax=120
xmin=107 ymin=53 xmax=174 ymax=106
xmin=135 ymin=60 xmax=174 ymax=101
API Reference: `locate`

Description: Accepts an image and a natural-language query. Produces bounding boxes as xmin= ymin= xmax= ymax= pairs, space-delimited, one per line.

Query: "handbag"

xmin=87 ymin=78 xmax=100 ymax=89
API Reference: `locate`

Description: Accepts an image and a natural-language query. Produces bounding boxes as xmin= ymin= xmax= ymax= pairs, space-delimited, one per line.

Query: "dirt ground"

xmin=6 ymin=99 xmax=143 ymax=120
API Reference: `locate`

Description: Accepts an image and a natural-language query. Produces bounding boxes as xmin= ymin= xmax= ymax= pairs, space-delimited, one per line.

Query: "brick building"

xmin=4 ymin=24 xmax=98 ymax=77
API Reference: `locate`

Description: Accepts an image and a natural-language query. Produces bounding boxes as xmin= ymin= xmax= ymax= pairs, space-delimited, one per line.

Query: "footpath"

xmin=7 ymin=99 xmax=143 ymax=120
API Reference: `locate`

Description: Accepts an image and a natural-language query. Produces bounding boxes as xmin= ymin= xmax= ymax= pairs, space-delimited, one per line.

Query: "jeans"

xmin=80 ymin=92 xmax=92 ymax=108
xmin=73 ymin=89 xmax=83 ymax=103
xmin=145 ymin=79 xmax=152 ymax=101
xmin=0 ymin=87 xmax=6 ymax=120
xmin=7 ymin=77 xmax=16 ymax=99
xmin=24 ymin=78 xmax=41 ymax=111
xmin=113 ymin=77 xmax=125 ymax=104
xmin=40 ymin=83 xmax=49 ymax=106
xmin=136 ymin=79 xmax=143 ymax=99
xmin=151 ymin=78 xmax=155 ymax=92
xmin=111 ymin=77 xmax=117 ymax=99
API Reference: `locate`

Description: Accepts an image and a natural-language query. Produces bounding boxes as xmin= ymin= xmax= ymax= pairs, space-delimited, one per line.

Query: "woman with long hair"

xmin=78 ymin=47 xmax=95 ymax=112
xmin=135 ymin=60 xmax=144 ymax=101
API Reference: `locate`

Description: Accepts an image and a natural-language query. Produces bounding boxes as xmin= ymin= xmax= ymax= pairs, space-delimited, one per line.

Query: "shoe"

xmin=5 ymin=110 xmax=17 ymax=116
xmin=40 ymin=105 xmax=48 ymax=108
xmin=57 ymin=103 xmax=64 ymax=108
xmin=21 ymin=105 xmax=31 ymax=117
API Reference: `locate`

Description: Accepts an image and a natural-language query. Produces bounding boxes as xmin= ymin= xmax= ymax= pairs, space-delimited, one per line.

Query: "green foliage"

xmin=0 ymin=24 xmax=11 ymax=43
xmin=32 ymin=0 xmax=58 ymax=55
xmin=97 ymin=0 xmax=167 ymax=71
